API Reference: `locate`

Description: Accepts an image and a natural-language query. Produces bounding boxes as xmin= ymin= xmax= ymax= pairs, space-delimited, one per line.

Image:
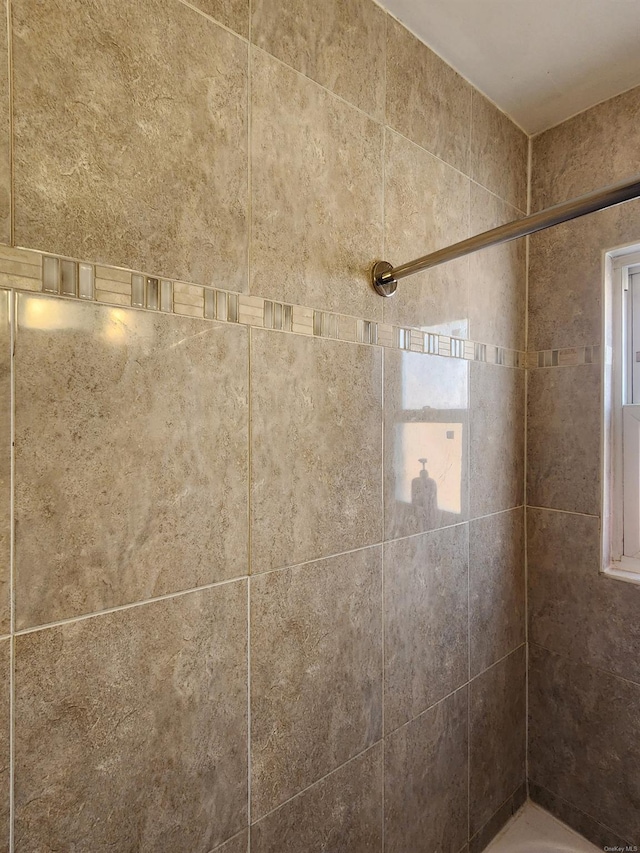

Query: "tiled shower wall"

xmin=0 ymin=0 xmax=529 ymax=851
xmin=527 ymin=85 xmax=640 ymax=847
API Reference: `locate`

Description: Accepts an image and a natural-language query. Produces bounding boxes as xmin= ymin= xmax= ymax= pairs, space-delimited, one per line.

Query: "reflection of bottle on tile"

xmin=411 ymin=458 xmax=438 ymax=525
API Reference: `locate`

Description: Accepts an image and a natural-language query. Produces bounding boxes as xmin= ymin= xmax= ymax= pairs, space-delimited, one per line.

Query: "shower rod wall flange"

xmin=371 ymin=172 xmax=640 ymax=296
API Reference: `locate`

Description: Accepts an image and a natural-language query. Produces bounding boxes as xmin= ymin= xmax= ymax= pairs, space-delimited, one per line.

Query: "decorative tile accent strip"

xmin=526 ymin=345 xmax=601 ymax=369
xmin=0 ymin=246 xmax=537 ymax=368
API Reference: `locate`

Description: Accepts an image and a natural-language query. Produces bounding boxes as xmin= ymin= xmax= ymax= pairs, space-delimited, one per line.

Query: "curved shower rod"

xmin=371 ymin=172 xmax=640 ymax=296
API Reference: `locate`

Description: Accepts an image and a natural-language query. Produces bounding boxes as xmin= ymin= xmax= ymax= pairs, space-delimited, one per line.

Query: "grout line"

xmin=251 ymin=740 xmax=383 ymax=828
xmin=174 ymin=0 xmax=250 ymax=44
xmin=13 ymin=574 xmax=249 ymax=637
xmin=468 ymin=784 xmax=523 ymax=847
xmin=7 ymin=0 xmax=13 ymax=249
xmin=530 ymin=640 xmax=640 ymax=691
xmin=523 ymin=131 xmax=531 ymax=795
xmin=380 ymin=343 xmax=386 ymax=853
xmin=8 ymin=289 xmax=14 ymax=853
xmin=526 ymin=505 xmax=600 ymax=519
xmin=246 ymin=576 xmax=252 ymax=829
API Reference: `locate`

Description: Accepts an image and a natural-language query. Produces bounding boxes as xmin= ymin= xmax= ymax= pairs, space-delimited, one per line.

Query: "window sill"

xmin=603 ymin=558 xmax=640 ymax=586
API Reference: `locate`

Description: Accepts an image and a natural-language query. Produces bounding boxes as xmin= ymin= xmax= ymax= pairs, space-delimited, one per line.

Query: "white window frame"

xmin=603 ymin=245 xmax=640 ymax=584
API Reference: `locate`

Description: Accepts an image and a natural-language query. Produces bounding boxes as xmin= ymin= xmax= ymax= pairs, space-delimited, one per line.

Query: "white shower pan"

xmin=485 ymin=801 xmax=601 ymax=852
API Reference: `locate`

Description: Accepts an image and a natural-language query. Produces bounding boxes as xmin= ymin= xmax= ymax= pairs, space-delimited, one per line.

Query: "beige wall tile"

xmin=469 ymin=646 xmax=526 ymax=836
xmin=0 ymin=292 xmax=9 ymax=634
xmin=527 ymin=364 xmax=600 ymax=516
xmin=528 ymin=508 xmax=640 ymax=686
xmin=469 ymin=184 xmax=526 ymax=351
xmin=386 ymin=17 xmax=472 ymax=174
xmin=0 ymin=2 xmax=9 ymax=246
xmin=251 ymin=0 xmax=385 ymax=119
xmin=470 ymin=92 xmax=528 ymax=211
xmin=383 ymin=130 xmax=470 ymax=331
xmin=14 ymin=582 xmax=248 ymax=852
xmin=12 ymin=0 xmax=249 ymax=290
xmin=529 ymin=644 xmax=640 ymax=844
xmin=0 ymin=639 xmax=8 ymax=853
xmin=250 ymin=328 xmax=382 ymax=573
xmin=469 ymin=508 xmax=525 ymax=677
xmin=470 ymin=363 xmax=525 ymax=518
xmin=250 ymin=49 xmax=383 ymax=319
xmin=251 ymin=746 xmax=382 ymax=853
xmin=384 ymin=688 xmax=468 ymax=853
xmin=384 ymin=349 xmax=469 ymax=540
xmin=189 ymin=0 xmax=249 ymax=37
xmin=531 ymin=85 xmax=640 ymax=211
xmin=250 ymin=547 xmax=382 ymax=818
xmin=14 ymin=296 xmax=249 ymax=628
xmin=384 ymin=525 xmax=469 ymax=732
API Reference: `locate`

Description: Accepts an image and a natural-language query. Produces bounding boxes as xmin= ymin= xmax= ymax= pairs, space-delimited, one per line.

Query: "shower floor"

xmin=485 ymin=801 xmax=601 ymax=852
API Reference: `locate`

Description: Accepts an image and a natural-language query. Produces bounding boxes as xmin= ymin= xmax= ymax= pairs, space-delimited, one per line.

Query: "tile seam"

xmin=468 ymin=783 xmax=525 ymax=848
xmin=530 ymin=641 xmax=640 ymax=691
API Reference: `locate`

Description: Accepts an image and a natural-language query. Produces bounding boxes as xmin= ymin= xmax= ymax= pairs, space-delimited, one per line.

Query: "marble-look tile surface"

xmin=384 ymin=525 xmax=468 ymax=732
xmin=0 ymin=639 xmax=8 ymax=853
xmin=469 ymin=363 xmax=524 ymax=518
xmin=384 ymin=688 xmax=468 ymax=853
xmin=469 ymin=646 xmax=526 ymax=836
xmin=251 ymin=746 xmax=382 ymax=853
xmin=0 ymin=2 xmax=9 ymax=246
xmin=383 ymin=129 xmax=470 ymax=331
xmin=14 ymin=296 xmax=249 ymax=628
xmin=469 ymin=508 xmax=525 ymax=676
xmin=470 ymin=92 xmax=528 ymax=212
xmin=251 ymin=0 xmax=385 ymax=119
xmin=214 ymin=831 xmax=249 ymax=853
xmin=0 ymin=291 xmax=9 ymax=634
xmin=532 ymin=85 xmax=640 ymax=211
xmin=12 ymin=0 xmax=248 ymax=290
xmin=386 ymin=17 xmax=471 ymax=174
xmin=528 ymin=508 xmax=640 ymax=685
xmin=527 ymin=364 xmax=600 ymax=516
xmin=188 ymin=0 xmax=249 ymax=36
xmin=250 ymin=328 xmax=382 ymax=573
xmin=529 ymin=644 xmax=640 ymax=844
xmin=529 ymin=782 xmax=632 ymax=850
xmin=469 ymin=184 xmax=525 ymax=351
xmin=14 ymin=582 xmax=248 ymax=852
xmin=384 ymin=349 xmax=468 ymax=541
xmin=250 ymin=547 xmax=381 ymax=818
xmin=250 ymin=49 xmax=383 ymax=319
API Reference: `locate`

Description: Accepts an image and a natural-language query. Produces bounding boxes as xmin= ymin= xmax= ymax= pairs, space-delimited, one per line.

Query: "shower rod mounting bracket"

xmin=371 ymin=172 xmax=640 ymax=297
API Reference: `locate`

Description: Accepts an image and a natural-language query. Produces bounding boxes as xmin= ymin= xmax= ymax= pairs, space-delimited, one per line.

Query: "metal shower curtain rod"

xmin=371 ymin=172 xmax=640 ymax=296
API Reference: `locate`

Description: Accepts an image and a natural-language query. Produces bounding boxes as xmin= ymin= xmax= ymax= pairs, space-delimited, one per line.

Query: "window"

xmin=604 ymin=248 xmax=640 ymax=583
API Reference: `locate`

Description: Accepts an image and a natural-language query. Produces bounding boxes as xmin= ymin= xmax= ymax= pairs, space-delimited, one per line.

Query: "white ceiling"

xmin=381 ymin=0 xmax=640 ymax=135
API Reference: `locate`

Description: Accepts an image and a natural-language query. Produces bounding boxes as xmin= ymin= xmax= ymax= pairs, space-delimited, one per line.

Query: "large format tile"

xmin=470 ymin=92 xmax=528 ymax=212
xmin=469 ymin=184 xmax=525 ymax=351
xmin=469 ymin=508 xmax=525 ymax=676
xmin=470 ymin=363 xmax=525 ymax=518
xmin=384 ymin=525 xmax=468 ymax=732
xmin=0 ymin=2 xmax=9 ymax=245
xmin=250 ymin=328 xmax=382 ymax=573
xmin=528 ymin=508 xmax=640 ymax=685
xmin=13 ymin=0 xmax=248 ymax=290
xmin=214 ymin=832 xmax=249 ymax=853
xmin=14 ymin=296 xmax=249 ymax=628
xmin=469 ymin=646 xmax=526 ymax=836
xmin=529 ymin=644 xmax=640 ymax=844
xmin=384 ymin=688 xmax=468 ymax=853
xmin=383 ymin=129 xmax=470 ymax=332
xmin=14 ymin=582 xmax=249 ymax=853
xmin=470 ymin=784 xmax=526 ymax=853
xmin=251 ymin=0 xmax=385 ymax=119
xmin=384 ymin=349 xmax=468 ymax=541
xmin=0 ymin=291 xmax=9 ymax=634
xmin=250 ymin=49 xmax=383 ymax=319
xmin=531 ymin=85 xmax=640 ymax=211
xmin=251 ymin=746 xmax=382 ymax=853
xmin=250 ymin=547 xmax=382 ymax=818
xmin=386 ymin=17 xmax=472 ymax=174
xmin=0 ymin=639 xmax=8 ymax=853
xmin=189 ymin=0 xmax=249 ymax=37
xmin=527 ymin=364 xmax=600 ymax=516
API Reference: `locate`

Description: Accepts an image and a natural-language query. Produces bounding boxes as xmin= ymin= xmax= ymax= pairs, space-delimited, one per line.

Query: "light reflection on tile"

xmin=384 ymin=348 xmax=469 ymax=541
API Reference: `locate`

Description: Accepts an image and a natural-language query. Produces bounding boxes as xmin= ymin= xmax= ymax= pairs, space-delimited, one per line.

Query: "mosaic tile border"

xmin=0 ymin=245 xmax=597 ymax=369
